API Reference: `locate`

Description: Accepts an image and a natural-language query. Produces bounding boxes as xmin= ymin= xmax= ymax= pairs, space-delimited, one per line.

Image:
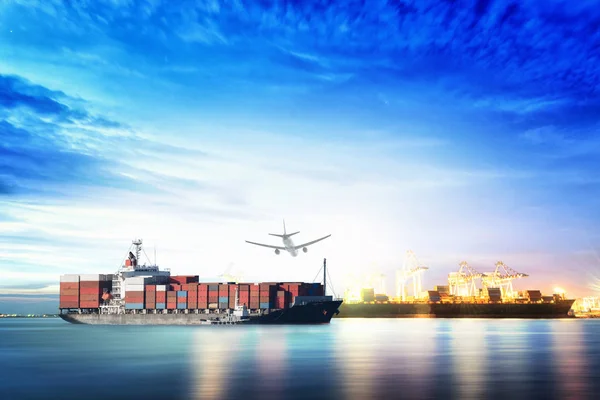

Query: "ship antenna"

xmin=323 ymin=258 xmax=327 ymax=296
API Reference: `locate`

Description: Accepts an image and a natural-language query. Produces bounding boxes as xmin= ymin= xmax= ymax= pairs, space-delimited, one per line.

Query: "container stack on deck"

xmin=60 ymin=275 xmax=80 ymax=309
xmin=60 ymin=274 xmax=112 ymax=309
xmin=60 ymin=272 xmax=325 ymax=312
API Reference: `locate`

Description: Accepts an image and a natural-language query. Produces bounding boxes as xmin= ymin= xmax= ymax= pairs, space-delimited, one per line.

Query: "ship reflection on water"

xmin=1 ymin=319 xmax=600 ymax=400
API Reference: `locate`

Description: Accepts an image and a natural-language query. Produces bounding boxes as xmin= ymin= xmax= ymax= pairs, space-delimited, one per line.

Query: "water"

xmin=1 ymin=318 xmax=599 ymax=400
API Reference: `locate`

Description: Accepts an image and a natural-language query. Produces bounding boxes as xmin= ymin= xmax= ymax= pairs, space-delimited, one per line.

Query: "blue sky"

xmin=1 ymin=0 xmax=600 ymax=311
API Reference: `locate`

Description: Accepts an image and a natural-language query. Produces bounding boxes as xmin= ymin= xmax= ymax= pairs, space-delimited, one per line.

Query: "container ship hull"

xmin=335 ymin=300 xmax=575 ymax=319
xmin=60 ymin=300 xmax=343 ymax=326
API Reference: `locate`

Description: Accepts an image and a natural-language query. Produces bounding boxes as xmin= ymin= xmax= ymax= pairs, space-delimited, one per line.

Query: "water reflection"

xmin=256 ymin=327 xmax=288 ymax=399
xmin=191 ymin=328 xmax=246 ymax=399
xmin=334 ymin=319 xmax=438 ymax=399
xmin=448 ymin=319 xmax=487 ymax=400
xmin=551 ymin=320 xmax=589 ymax=399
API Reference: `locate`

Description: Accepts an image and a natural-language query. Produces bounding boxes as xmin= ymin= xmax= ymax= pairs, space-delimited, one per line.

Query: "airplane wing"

xmin=245 ymin=240 xmax=286 ymax=250
xmin=294 ymin=234 xmax=331 ymax=250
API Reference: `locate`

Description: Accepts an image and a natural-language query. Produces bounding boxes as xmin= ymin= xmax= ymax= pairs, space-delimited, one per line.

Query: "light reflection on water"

xmin=1 ymin=319 xmax=600 ymax=400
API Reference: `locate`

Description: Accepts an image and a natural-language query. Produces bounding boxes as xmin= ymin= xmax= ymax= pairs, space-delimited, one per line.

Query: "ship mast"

xmin=323 ymin=258 xmax=327 ymax=296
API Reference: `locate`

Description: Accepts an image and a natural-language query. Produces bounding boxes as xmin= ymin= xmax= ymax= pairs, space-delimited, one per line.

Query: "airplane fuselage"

xmin=283 ymin=236 xmax=298 ymax=257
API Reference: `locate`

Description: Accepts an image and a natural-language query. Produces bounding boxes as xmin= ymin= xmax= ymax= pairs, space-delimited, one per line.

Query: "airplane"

xmin=245 ymin=220 xmax=331 ymax=257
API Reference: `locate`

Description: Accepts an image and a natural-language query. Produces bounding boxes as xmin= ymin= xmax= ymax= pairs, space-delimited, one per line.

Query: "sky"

xmin=1 ymin=0 xmax=600 ymax=313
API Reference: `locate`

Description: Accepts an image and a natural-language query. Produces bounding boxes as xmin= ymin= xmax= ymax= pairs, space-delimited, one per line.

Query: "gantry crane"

xmin=481 ymin=261 xmax=528 ymax=299
xmin=448 ymin=261 xmax=485 ymax=297
xmin=396 ymin=250 xmax=429 ymax=301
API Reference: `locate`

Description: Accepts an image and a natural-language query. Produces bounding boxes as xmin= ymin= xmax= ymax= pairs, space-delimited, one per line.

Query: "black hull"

xmin=58 ymin=300 xmax=343 ymax=325
xmin=335 ymin=300 xmax=575 ymax=318
xmin=252 ymin=300 xmax=343 ymax=324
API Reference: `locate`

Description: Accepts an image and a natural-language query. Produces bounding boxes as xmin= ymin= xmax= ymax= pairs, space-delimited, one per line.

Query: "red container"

xmin=80 ymin=294 xmax=99 ymax=301
xmin=80 ymin=281 xmax=101 ymax=289
xmin=80 ymin=301 xmax=100 ymax=308
xmin=198 ymin=301 xmax=208 ymax=309
xmin=80 ymin=287 xmax=100 ymax=295
xmin=60 ymin=282 xmax=79 ymax=290
xmin=170 ymin=275 xmax=199 ymax=284
xmin=60 ymin=295 xmax=79 ymax=302
xmin=156 ymin=292 xmax=166 ymax=302
xmin=218 ymin=286 xmax=228 ymax=296
xmin=145 ymin=285 xmax=156 ymax=292
xmin=198 ymin=284 xmax=208 ymax=292
xmin=60 ymin=289 xmax=79 ymax=296
xmin=167 ymin=302 xmax=176 ymax=310
xmin=171 ymin=284 xmax=182 ymax=291
xmin=60 ymin=303 xmax=79 ymax=308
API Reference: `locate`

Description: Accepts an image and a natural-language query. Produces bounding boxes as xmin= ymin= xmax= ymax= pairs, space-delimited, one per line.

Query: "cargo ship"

xmin=334 ymin=281 xmax=575 ymax=319
xmin=59 ymin=240 xmax=342 ymax=325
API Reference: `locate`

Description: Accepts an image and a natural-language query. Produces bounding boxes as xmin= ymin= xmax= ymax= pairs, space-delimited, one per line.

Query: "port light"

xmin=553 ymin=287 xmax=566 ymax=295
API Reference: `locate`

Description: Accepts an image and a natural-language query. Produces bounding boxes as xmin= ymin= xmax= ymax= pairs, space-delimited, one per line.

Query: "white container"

xmin=156 ymin=285 xmax=167 ymax=291
xmin=60 ymin=274 xmax=80 ymax=283
xmin=125 ymin=276 xmax=154 ymax=285
xmin=125 ymin=284 xmax=145 ymax=292
xmin=80 ymin=274 xmax=103 ymax=282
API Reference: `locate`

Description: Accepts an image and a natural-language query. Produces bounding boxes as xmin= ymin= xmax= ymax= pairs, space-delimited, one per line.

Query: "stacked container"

xmin=250 ymin=284 xmax=259 ymax=309
xmin=184 ymin=284 xmax=198 ymax=309
xmin=60 ymin=274 xmax=80 ymax=308
xmin=79 ymin=274 xmax=112 ymax=308
xmin=145 ymin=285 xmax=156 ymax=309
xmin=177 ymin=290 xmax=187 ymax=309
xmin=238 ymin=284 xmax=250 ymax=308
xmin=218 ymin=284 xmax=229 ymax=309
xmin=259 ymin=283 xmax=277 ymax=309
xmin=228 ymin=284 xmax=237 ymax=309
xmin=208 ymin=284 xmax=218 ymax=309
xmin=156 ymin=285 xmax=167 ymax=309
xmin=198 ymin=284 xmax=208 ymax=309
xmin=124 ymin=277 xmax=146 ymax=309
xmin=167 ymin=291 xmax=177 ymax=309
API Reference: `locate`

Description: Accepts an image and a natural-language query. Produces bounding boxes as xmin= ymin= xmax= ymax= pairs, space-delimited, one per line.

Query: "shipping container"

xmin=167 ymin=302 xmax=176 ymax=310
xmin=60 ymin=274 xmax=80 ymax=283
xmin=60 ymin=282 xmax=79 ymax=290
xmin=177 ymin=290 xmax=187 ymax=297
xmin=59 ymin=303 xmax=79 ymax=308
xmin=218 ymin=302 xmax=229 ymax=309
xmin=145 ymin=285 xmax=156 ymax=291
xmin=156 ymin=285 xmax=167 ymax=291
xmin=208 ymin=284 xmax=218 ymax=291
xmin=156 ymin=302 xmax=166 ymax=309
xmin=79 ymin=302 xmax=100 ymax=308
xmin=170 ymin=275 xmax=199 ymax=284
xmin=60 ymin=289 xmax=79 ymax=296
xmin=259 ymin=302 xmax=270 ymax=309
xmin=176 ymin=303 xmax=187 ymax=310
xmin=125 ymin=303 xmax=144 ymax=309
xmin=218 ymin=296 xmax=228 ymax=303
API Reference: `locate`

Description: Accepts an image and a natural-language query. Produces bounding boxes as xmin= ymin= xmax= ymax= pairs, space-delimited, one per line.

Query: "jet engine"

xmin=303 ymin=247 xmax=308 ymax=253
xmin=275 ymin=249 xmax=280 ymax=255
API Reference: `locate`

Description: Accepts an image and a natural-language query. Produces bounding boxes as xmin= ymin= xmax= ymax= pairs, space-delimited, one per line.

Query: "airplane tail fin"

xmin=268 ymin=220 xmax=298 ymax=238
xmin=269 ymin=231 xmax=299 ymax=238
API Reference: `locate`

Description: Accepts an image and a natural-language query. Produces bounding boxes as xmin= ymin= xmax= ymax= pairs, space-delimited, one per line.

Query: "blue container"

xmin=156 ymin=303 xmax=166 ymax=309
xmin=176 ymin=303 xmax=187 ymax=309
xmin=125 ymin=303 xmax=144 ymax=309
xmin=259 ymin=302 xmax=270 ymax=309
xmin=218 ymin=296 xmax=228 ymax=303
xmin=177 ymin=291 xmax=187 ymax=297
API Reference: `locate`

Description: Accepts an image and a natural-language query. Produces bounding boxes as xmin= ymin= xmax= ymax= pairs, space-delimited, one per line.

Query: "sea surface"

xmin=1 ymin=318 xmax=599 ymax=400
